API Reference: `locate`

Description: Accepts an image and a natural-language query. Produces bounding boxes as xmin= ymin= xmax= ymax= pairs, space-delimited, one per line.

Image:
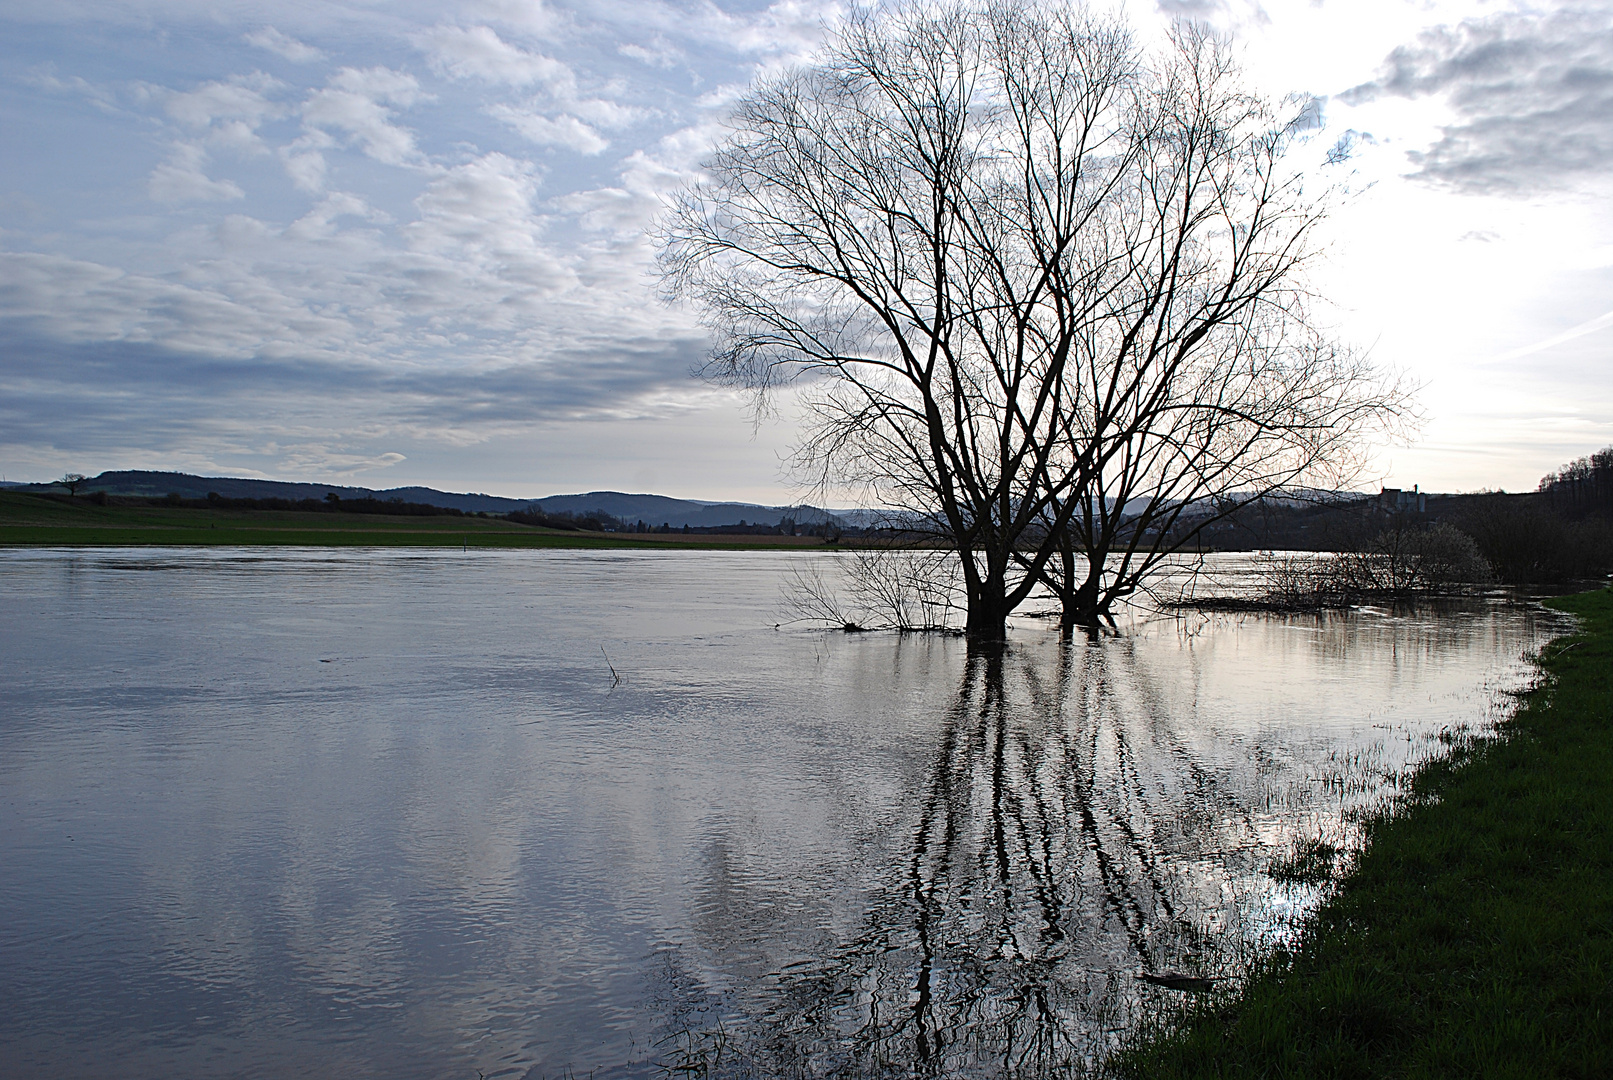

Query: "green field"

xmin=1112 ymin=587 xmax=1613 ymax=1079
xmin=0 ymin=492 xmax=825 ymax=549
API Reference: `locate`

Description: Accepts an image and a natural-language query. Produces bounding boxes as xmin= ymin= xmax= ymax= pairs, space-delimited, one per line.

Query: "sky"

xmin=0 ymin=0 xmax=1609 ymax=501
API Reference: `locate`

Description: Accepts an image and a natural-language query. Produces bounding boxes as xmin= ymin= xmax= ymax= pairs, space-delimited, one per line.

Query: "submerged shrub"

xmin=1251 ymin=522 xmax=1491 ymax=609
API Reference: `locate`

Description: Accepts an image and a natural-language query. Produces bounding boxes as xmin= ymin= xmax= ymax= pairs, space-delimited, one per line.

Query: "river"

xmin=0 ymin=548 xmax=1566 ymax=1077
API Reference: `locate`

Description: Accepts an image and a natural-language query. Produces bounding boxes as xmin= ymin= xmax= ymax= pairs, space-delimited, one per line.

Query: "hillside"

xmin=18 ymin=471 xmax=845 ymax=528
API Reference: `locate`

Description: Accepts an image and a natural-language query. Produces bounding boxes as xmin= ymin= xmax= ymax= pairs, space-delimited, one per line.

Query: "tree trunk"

xmin=1057 ymin=548 xmax=1108 ymax=631
xmin=965 ymin=560 xmax=1012 ymax=640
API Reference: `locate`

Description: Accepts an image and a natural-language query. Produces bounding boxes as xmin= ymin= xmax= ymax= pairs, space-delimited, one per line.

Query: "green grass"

xmin=0 ymin=492 xmax=823 ymax=549
xmin=1111 ymin=587 xmax=1613 ymax=1079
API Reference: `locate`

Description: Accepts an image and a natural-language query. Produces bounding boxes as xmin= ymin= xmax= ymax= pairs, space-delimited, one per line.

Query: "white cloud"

xmin=0 ymin=0 xmax=839 ymax=493
xmin=721 ymin=0 xmax=839 ymax=61
xmin=405 ymin=152 xmax=576 ymax=302
xmin=331 ymin=66 xmax=422 ymax=103
xmin=243 ymin=27 xmax=325 ymax=64
xmin=419 ymin=24 xmax=575 ymax=90
xmin=23 ymin=68 xmax=121 ymax=113
xmin=619 ymin=38 xmax=682 ymax=69
xmin=286 ymin=192 xmax=389 ymax=241
xmin=275 ymin=446 xmax=407 ymax=475
xmin=570 ymin=95 xmax=645 ymax=130
xmin=148 ymin=143 xmax=246 ymax=203
xmin=463 ymin=0 xmax=563 ymax=39
xmin=0 ymin=251 xmax=284 ymax=350
xmin=556 ymin=131 xmax=710 ymax=236
xmin=488 ymin=105 xmax=608 ymax=154
xmin=213 ymin=214 xmax=276 ymax=250
xmin=567 ymin=0 xmax=836 ymax=65
xmin=279 ymin=132 xmax=333 ymax=193
xmin=163 ymin=73 xmax=283 ymax=128
xmin=209 ymin=119 xmax=270 ymax=156
xmin=301 ymin=67 xmax=429 ymax=167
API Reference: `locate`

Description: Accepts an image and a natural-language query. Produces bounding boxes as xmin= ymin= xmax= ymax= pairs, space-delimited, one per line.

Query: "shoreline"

xmin=1111 ymin=587 xmax=1613 ymax=1078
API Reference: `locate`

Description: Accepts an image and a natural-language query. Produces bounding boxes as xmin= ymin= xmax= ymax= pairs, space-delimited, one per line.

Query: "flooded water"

xmin=0 ymin=548 xmax=1566 ymax=1078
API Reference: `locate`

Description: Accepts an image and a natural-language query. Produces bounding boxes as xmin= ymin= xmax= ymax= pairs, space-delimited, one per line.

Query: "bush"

xmin=1320 ymin=520 xmax=1492 ymax=594
xmin=1395 ymin=520 xmax=1492 ymax=587
xmin=1250 ymin=522 xmax=1491 ymax=610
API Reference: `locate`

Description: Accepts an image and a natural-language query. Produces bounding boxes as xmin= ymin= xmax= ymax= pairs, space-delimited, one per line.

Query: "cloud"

xmin=148 ymin=143 xmax=246 ymax=202
xmin=163 ymin=73 xmax=284 ymax=128
xmin=419 ymin=23 xmax=648 ymax=155
xmin=22 ymin=68 xmax=121 ymax=113
xmin=276 ymin=448 xmax=406 ymax=475
xmin=244 ymin=27 xmax=325 ymax=64
xmin=619 ymin=38 xmax=682 ymax=69
xmin=279 ymin=132 xmax=333 ymax=193
xmin=1344 ymin=8 xmax=1613 ymax=194
xmin=403 ymin=152 xmax=576 ymax=303
xmin=488 ymin=105 xmax=609 ymax=153
xmin=419 ymin=24 xmax=576 ymax=91
xmin=613 ymin=0 xmax=836 ymax=64
xmin=213 ymin=214 xmax=276 ymax=250
xmin=286 ymin=192 xmax=389 ymax=241
xmin=301 ymin=67 xmax=429 ymax=167
xmin=0 ymin=251 xmax=311 ymax=354
xmin=1155 ymin=0 xmax=1231 ymax=18
xmin=555 ymin=128 xmax=713 ymax=236
xmin=157 ymin=74 xmax=285 ymax=158
xmin=0 ymin=322 xmax=713 ymax=475
xmin=1488 ymin=306 xmax=1613 ymax=363
xmin=0 ymin=0 xmax=850 ymax=488
xmin=463 ymin=0 xmax=563 ymax=39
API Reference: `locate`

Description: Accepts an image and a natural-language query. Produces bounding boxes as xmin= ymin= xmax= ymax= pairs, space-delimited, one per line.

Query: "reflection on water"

xmin=0 ymin=549 xmax=1564 ymax=1078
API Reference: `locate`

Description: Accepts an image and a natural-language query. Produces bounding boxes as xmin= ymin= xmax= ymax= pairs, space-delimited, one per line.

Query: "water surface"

xmin=0 ymin=548 xmax=1564 ymax=1077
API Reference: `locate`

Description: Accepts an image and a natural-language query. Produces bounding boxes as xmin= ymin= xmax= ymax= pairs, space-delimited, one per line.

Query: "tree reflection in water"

xmin=665 ymin=636 xmax=1292 ymax=1079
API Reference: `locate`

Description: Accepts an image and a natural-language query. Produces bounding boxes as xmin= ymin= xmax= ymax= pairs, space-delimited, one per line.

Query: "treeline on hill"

xmin=505 ymin=507 xmax=625 ymax=531
xmin=1539 ymin=446 xmax=1613 ymax=515
xmin=122 ymin=491 xmax=484 ymax=517
xmin=1193 ymin=446 xmax=1613 ymax=588
xmin=506 ymin=506 xmax=845 ymax=537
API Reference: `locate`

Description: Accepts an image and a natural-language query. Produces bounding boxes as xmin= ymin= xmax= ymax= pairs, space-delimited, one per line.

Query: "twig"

xmin=601 ymin=646 xmax=621 ymax=686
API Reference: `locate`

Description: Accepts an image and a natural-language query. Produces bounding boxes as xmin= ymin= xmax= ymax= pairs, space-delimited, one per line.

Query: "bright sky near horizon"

xmin=1 ymin=0 xmax=1609 ymax=501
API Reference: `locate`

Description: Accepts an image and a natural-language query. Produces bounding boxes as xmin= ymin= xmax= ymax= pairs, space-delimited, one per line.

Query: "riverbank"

xmin=0 ymin=492 xmax=827 ymax=549
xmin=1112 ymin=587 xmax=1612 ymax=1078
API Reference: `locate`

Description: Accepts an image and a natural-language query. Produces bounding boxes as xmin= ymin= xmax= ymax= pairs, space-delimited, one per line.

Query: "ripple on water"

xmin=0 ymin=547 xmax=1567 ymax=1078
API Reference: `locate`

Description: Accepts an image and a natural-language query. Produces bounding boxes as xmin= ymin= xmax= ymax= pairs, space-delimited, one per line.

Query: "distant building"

xmin=1378 ymin=485 xmax=1426 ymax=513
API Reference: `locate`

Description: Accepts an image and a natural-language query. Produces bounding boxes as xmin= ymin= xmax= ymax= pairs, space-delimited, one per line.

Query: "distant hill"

xmin=530 ymin=491 xmax=840 ymax=529
xmin=19 ymin=471 xmax=530 ymax=513
xmin=15 ymin=471 xmax=846 ymax=528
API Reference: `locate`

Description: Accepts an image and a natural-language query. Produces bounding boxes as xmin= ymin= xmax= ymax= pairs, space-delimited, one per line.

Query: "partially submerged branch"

xmin=781 ymin=547 xmax=964 ymax=632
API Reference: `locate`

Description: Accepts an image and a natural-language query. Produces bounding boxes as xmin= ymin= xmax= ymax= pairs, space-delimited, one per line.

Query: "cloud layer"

xmin=0 ymin=1 xmax=847 ymax=482
xmin=0 ymin=0 xmax=1609 ymax=494
xmin=1346 ymin=7 xmax=1613 ymax=193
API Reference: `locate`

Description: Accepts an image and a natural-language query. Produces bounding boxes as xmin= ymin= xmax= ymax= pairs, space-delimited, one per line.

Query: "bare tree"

xmin=1016 ymin=28 xmax=1413 ymax=628
xmin=661 ymin=1 xmax=1405 ymax=638
xmin=58 ymin=473 xmax=89 ymax=497
xmin=1030 ymin=321 xmax=1407 ymax=628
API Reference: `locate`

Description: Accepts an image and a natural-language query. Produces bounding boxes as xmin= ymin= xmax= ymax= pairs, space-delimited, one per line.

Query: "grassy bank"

xmin=0 ymin=492 xmax=826 ymax=549
xmin=1113 ymin=587 xmax=1613 ymax=1079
